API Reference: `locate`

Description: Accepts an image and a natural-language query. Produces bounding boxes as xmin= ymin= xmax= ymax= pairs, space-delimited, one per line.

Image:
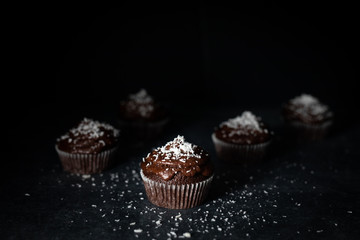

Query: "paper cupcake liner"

xmin=212 ymin=133 xmax=271 ymax=164
xmin=55 ymin=145 xmax=118 ymax=174
xmin=140 ymin=170 xmax=214 ymax=209
xmin=286 ymin=120 xmax=333 ymax=142
xmin=118 ymin=118 xmax=169 ymax=141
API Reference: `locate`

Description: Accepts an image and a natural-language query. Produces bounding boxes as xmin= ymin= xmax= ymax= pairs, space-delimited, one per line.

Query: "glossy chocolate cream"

xmin=119 ymin=89 xmax=166 ymax=122
xmin=283 ymin=94 xmax=333 ymax=124
xmin=215 ymin=111 xmax=272 ymax=145
xmin=141 ymin=136 xmax=213 ymax=184
xmin=57 ymin=118 xmax=119 ymax=154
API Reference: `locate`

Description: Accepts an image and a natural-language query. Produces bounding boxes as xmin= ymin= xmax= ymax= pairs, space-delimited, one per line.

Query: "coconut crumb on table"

xmin=46 ymin=153 xmax=335 ymax=239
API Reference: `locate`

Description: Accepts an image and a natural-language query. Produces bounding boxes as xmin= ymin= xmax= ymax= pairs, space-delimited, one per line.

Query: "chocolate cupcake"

xmin=119 ymin=89 xmax=168 ymax=141
xmin=212 ymin=111 xmax=272 ymax=164
xmin=282 ymin=94 xmax=333 ymax=141
xmin=140 ymin=136 xmax=214 ymax=209
xmin=55 ymin=118 xmax=119 ymax=174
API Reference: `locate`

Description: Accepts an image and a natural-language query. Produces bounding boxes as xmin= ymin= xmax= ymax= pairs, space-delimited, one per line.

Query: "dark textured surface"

xmin=1 ymin=106 xmax=359 ymax=239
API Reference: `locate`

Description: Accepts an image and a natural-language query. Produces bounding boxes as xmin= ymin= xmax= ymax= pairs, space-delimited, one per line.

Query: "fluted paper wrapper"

xmin=118 ymin=118 xmax=169 ymax=141
xmin=140 ymin=170 xmax=214 ymax=209
xmin=286 ymin=120 xmax=332 ymax=142
xmin=212 ymin=133 xmax=271 ymax=164
xmin=55 ymin=145 xmax=118 ymax=174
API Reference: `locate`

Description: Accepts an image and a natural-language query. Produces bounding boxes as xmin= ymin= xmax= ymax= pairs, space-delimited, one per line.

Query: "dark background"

xmin=6 ymin=4 xmax=357 ymax=170
xmin=2 ymin=3 xmax=359 ymax=239
xmin=7 ymin=5 xmax=358 ymax=120
xmin=11 ymin=4 xmax=358 ymax=112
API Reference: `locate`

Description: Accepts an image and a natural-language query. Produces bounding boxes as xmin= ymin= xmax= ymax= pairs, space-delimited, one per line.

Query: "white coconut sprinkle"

xmin=290 ymin=94 xmax=329 ymax=116
xmin=124 ymin=89 xmax=156 ymax=118
xmin=129 ymin=89 xmax=153 ymax=104
xmin=60 ymin=118 xmax=119 ymax=141
xmin=220 ymin=111 xmax=261 ymax=130
xmin=134 ymin=229 xmax=143 ymax=233
xmin=291 ymin=94 xmax=319 ymax=106
xmin=153 ymin=135 xmax=201 ymax=160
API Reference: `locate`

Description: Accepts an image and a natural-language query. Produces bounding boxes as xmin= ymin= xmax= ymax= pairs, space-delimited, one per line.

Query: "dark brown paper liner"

xmin=212 ymin=133 xmax=271 ymax=164
xmin=55 ymin=145 xmax=118 ymax=174
xmin=286 ymin=120 xmax=332 ymax=142
xmin=118 ymin=118 xmax=168 ymax=141
xmin=140 ymin=170 xmax=214 ymax=209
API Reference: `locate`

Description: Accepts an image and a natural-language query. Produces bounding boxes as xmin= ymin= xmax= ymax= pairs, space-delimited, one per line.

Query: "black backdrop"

xmin=7 ymin=4 xmax=357 ymax=149
xmin=5 ymin=3 xmax=358 ymax=181
xmin=4 ymin=3 xmax=358 ymax=186
xmin=14 ymin=4 xmax=357 ymax=111
xmin=54 ymin=6 xmax=355 ymax=106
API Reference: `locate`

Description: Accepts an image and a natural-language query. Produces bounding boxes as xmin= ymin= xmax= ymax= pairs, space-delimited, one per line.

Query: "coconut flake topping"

xmin=126 ymin=89 xmax=155 ymax=118
xmin=68 ymin=118 xmax=119 ymax=139
xmin=291 ymin=94 xmax=319 ymax=106
xmin=220 ymin=111 xmax=261 ymax=130
xmin=290 ymin=94 xmax=328 ymax=115
xmin=156 ymin=135 xmax=201 ymax=159
xmin=129 ymin=89 xmax=153 ymax=104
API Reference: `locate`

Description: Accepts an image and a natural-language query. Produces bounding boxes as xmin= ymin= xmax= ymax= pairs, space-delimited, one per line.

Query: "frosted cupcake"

xmin=140 ymin=136 xmax=214 ymax=209
xmin=282 ymin=94 xmax=333 ymax=141
xmin=212 ymin=111 xmax=272 ymax=164
xmin=56 ymin=118 xmax=119 ymax=174
xmin=118 ymin=89 xmax=168 ymax=141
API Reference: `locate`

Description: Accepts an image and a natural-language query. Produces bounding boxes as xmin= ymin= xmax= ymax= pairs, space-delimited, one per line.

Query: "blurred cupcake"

xmin=212 ymin=111 xmax=272 ymax=164
xmin=282 ymin=94 xmax=333 ymax=141
xmin=55 ymin=118 xmax=120 ymax=174
xmin=119 ymin=89 xmax=168 ymax=141
xmin=140 ymin=135 xmax=214 ymax=209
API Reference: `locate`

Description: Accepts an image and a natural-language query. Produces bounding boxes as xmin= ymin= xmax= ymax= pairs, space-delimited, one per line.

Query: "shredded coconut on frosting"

xmin=155 ymin=135 xmax=202 ymax=160
xmin=220 ymin=111 xmax=261 ymax=130
xmin=129 ymin=89 xmax=153 ymax=104
xmin=125 ymin=89 xmax=155 ymax=118
xmin=65 ymin=118 xmax=119 ymax=139
xmin=290 ymin=94 xmax=328 ymax=116
xmin=291 ymin=94 xmax=319 ymax=106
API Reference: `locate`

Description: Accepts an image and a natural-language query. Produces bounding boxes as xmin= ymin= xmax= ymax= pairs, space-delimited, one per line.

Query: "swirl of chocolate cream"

xmin=141 ymin=136 xmax=213 ymax=181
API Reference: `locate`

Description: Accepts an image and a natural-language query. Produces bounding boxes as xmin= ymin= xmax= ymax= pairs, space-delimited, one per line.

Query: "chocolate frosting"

xmin=283 ymin=94 xmax=333 ymax=124
xmin=141 ymin=136 xmax=213 ymax=181
xmin=57 ymin=118 xmax=119 ymax=154
xmin=119 ymin=89 xmax=166 ymax=122
xmin=215 ymin=111 xmax=272 ymax=145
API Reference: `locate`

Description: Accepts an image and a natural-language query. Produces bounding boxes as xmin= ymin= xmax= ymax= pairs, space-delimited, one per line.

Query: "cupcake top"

xmin=283 ymin=94 xmax=333 ymax=124
xmin=141 ymin=136 xmax=213 ymax=183
xmin=214 ymin=111 xmax=272 ymax=145
xmin=119 ymin=89 xmax=166 ymax=121
xmin=57 ymin=118 xmax=119 ymax=154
